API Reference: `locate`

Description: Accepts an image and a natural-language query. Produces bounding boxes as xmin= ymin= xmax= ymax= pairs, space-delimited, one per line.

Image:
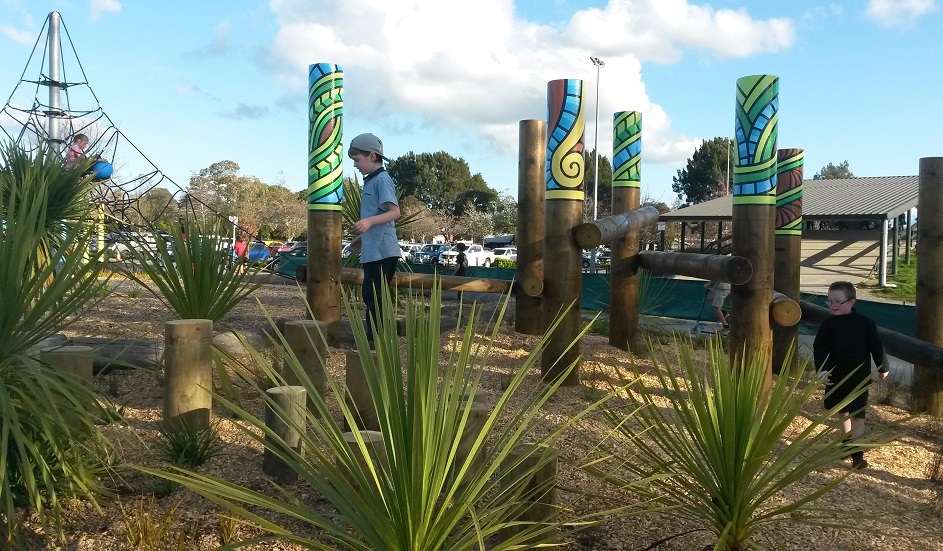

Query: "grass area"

xmin=878 ymin=256 xmax=916 ymax=301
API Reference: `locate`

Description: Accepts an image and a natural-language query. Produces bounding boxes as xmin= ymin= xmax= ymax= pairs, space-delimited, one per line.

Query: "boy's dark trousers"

xmin=362 ymin=256 xmax=399 ymax=340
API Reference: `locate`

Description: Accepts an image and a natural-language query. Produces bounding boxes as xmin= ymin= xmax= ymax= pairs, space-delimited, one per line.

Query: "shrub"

xmin=495 ymin=257 xmax=516 ymax=269
xmin=152 ymin=418 xmax=225 ymax=468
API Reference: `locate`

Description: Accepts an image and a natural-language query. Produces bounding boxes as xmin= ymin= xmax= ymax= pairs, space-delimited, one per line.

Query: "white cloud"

xmin=90 ymin=0 xmax=122 ymax=22
xmin=866 ymin=0 xmax=937 ymax=27
xmin=264 ymin=0 xmax=793 ymax=167
xmin=0 ymin=24 xmax=34 ymax=45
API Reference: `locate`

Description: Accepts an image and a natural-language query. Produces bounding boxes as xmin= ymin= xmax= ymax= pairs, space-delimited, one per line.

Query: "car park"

xmin=439 ymin=243 xmax=495 ymax=267
xmin=416 ymin=243 xmax=450 ymax=264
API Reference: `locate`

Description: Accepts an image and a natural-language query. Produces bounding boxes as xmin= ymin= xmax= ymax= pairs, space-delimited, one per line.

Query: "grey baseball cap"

xmin=349 ymin=133 xmax=390 ymax=162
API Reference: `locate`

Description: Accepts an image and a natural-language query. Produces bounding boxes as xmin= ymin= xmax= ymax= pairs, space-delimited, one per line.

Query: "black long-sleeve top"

xmin=813 ymin=310 xmax=888 ymax=384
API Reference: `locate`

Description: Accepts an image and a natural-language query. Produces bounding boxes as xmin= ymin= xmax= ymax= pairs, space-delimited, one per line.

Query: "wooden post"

xmin=342 ymin=430 xmax=387 ymax=484
xmin=306 ymin=63 xmax=344 ymax=344
xmin=284 ymin=320 xmax=329 ymax=412
xmin=164 ymin=319 xmax=213 ymax=431
xmin=40 ymin=345 xmax=93 ymax=383
xmin=731 ymin=75 xmax=779 ymax=389
xmin=263 ymin=385 xmax=307 ymax=483
xmin=772 ymin=148 xmax=804 ymax=375
xmin=344 ymin=350 xmax=380 ymax=431
xmin=453 ymin=401 xmax=488 ymax=492
xmin=498 ymin=443 xmax=559 ymax=548
xmin=541 ymin=78 xmax=585 ymax=385
xmin=609 ymin=112 xmax=643 ymax=352
xmin=516 ymin=120 xmax=546 ymax=335
xmin=915 ymin=157 xmax=943 ymax=415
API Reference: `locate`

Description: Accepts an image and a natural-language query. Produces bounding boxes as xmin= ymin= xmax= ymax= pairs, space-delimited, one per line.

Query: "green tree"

xmin=813 ymin=160 xmax=854 ymax=180
xmin=583 ymin=150 xmax=613 ymax=220
xmin=185 ymin=161 xmax=272 ymax=239
xmin=490 ymin=192 xmax=517 ymax=235
xmin=461 ymin=201 xmax=494 ymax=242
xmin=387 ymin=151 xmax=495 ymax=212
xmin=638 ymin=198 xmax=673 ymax=250
xmin=452 ymin=188 xmax=498 ymax=215
xmin=672 ymin=137 xmax=732 ymax=204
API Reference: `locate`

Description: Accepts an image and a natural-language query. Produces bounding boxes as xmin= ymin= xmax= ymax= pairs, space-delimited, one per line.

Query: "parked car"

xmin=439 ymin=243 xmax=495 ymax=267
xmin=246 ymin=241 xmax=271 ymax=265
xmin=407 ymin=244 xmax=427 ymax=263
xmin=276 ymin=246 xmax=307 ymax=279
xmin=107 ymin=230 xmax=170 ymax=260
xmin=582 ymin=249 xmax=611 ymax=269
xmin=277 ymin=241 xmax=297 ymax=253
xmin=266 ymin=242 xmax=283 ymax=257
xmin=416 ymin=243 xmax=450 ymax=264
xmin=493 ymin=246 xmax=517 ymax=261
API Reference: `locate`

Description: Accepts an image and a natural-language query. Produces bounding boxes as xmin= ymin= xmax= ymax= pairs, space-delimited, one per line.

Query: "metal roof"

xmin=660 ymin=176 xmax=919 ymax=222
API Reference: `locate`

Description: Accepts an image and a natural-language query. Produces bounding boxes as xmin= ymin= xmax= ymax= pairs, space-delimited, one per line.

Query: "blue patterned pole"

xmin=307 ymin=63 xmax=344 ymax=341
xmin=542 ymin=78 xmax=585 ymax=385
xmin=610 ymin=111 xmax=642 ymax=351
xmin=731 ymin=75 xmax=779 ymax=384
xmin=773 ymin=148 xmax=804 ymax=374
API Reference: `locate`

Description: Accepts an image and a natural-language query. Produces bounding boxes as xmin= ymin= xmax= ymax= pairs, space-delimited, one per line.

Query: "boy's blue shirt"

xmin=359 ymin=167 xmax=400 ymax=263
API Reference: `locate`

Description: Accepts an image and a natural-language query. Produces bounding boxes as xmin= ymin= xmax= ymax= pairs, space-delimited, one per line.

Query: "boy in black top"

xmin=813 ymin=281 xmax=889 ymax=469
xmin=453 ymin=243 xmax=468 ymax=277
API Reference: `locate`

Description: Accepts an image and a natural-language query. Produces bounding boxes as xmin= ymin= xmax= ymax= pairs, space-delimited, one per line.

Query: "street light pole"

xmin=590 ymin=56 xmax=605 ymax=272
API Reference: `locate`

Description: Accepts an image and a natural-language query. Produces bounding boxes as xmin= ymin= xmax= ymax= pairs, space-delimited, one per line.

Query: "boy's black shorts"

xmin=824 ymin=382 xmax=869 ymax=419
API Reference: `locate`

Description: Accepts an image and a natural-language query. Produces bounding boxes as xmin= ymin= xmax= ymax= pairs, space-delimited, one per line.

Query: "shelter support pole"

xmin=730 ymin=74 xmax=779 ymax=393
xmin=906 ymin=209 xmax=913 ymax=265
xmin=892 ymin=217 xmax=900 ymax=275
xmin=609 ymin=111 xmax=642 ymax=352
xmin=516 ymin=120 xmax=546 ymax=335
xmin=914 ymin=157 xmax=943 ymax=416
xmin=879 ymin=221 xmax=888 ymax=288
xmin=680 ymin=223 xmax=686 ymax=251
xmin=541 ymin=78 xmax=585 ymax=385
xmin=306 ymin=63 xmax=345 ymax=343
xmin=772 ymin=149 xmax=804 ymax=375
xmin=700 ymin=222 xmax=706 ymax=252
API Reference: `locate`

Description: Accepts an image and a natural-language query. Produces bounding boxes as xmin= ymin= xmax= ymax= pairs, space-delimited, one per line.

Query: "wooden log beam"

xmin=636 ymin=251 xmax=753 ymax=285
xmin=574 ymin=205 xmax=660 ymax=249
xmin=801 ymin=300 xmax=943 ymax=369
xmin=771 ymin=292 xmax=800 ymax=327
xmin=341 ymin=267 xmax=513 ymax=294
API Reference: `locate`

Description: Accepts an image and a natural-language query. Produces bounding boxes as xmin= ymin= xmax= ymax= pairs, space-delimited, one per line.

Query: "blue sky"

xmin=1 ymin=0 xmax=940 ymax=207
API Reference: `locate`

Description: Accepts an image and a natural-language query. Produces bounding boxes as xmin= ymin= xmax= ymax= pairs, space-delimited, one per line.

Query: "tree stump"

xmin=262 ymin=385 xmax=307 ymax=483
xmin=40 ymin=345 xmax=94 ymax=383
xmin=163 ymin=319 xmax=213 ymax=431
xmin=498 ymin=443 xmax=559 ymax=548
xmin=283 ymin=320 xmax=328 ymax=403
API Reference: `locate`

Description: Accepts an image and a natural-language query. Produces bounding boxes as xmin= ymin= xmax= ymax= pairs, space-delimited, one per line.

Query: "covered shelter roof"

xmin=660 ymin=176 xmax=919 ymax=222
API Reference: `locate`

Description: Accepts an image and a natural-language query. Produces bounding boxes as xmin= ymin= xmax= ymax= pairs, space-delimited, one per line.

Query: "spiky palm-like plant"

xmin=0 ymin=141 xmax=113 ymax=544
xmin=140 ymin=281 xmax=629 ymax=549
xmin=590 ymin=340 xmax=886 ymax=550
xmin=119 ymin=222 xmax=267 ymax=322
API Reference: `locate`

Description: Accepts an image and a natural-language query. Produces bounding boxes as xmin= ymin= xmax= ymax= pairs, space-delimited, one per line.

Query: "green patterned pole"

xmin=307 ymin=63 xmax=344 ymax=343
xmin=773 ymin=148 xmax=803 ymax=374
xmin=541 ymin=78 xmax=585 ymax=386
xmin=731 ymin=75 xmax=778 ymax=388
xmin=609 ymin=111 xmax=641 ymax=352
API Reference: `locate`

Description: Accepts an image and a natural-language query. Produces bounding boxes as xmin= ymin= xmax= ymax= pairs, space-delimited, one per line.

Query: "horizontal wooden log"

xmin=574 ymin=206 xmax=660 ymax=249
xmin=800 ymin=300 xmax=943 ymax=369
xmin=69 ymin=337 xmax=163 ymax=371
xmin=341 ymin=268 xmax=512 ymax=294
xmin=636 ymin=251 xmax=753 ymax=285
xmin=770 ymin=292 xmax=801 ymax=327
xmin=519 ymin=275 xmax=543 ymax=297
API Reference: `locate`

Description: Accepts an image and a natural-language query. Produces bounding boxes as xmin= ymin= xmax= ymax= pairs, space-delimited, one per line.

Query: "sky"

xmin=0 ymin=0 xmax=941 ymax=207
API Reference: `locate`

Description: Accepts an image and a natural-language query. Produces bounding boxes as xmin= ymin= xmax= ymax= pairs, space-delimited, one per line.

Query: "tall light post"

xmin=590 ymin=56 xmax=605 ymax=272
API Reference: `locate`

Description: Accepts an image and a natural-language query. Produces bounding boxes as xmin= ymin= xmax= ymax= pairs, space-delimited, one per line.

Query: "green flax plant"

xmin=0 ymin=142 xmax=113 ymax=543
xmin=140 ymin=280 xmax=615 ymax=549
xmin=120 ymin=222 xmax=268 ymax=322
xmin=589 ymin=339 xmax=888 ymax=550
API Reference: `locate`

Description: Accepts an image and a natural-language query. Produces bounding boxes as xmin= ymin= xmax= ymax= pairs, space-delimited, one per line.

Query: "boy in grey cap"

xmin=349 ymin=133 xmax=401 ymax=341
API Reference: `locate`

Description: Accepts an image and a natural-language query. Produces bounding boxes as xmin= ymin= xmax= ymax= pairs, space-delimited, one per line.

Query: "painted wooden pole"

xmin=516 ymin=120 xmax=547 ymax=335
xmin=498 ymin=443 xmax=559 ymax=547
xmin=636 ymin=251 xmax=752 ymax=284
xmin=731 ymin=75 xmax=779 ymax=388
xmin=608 ymin=112 xmax=643 ymax=352
xmin=914 ymin=157 xmax=943 ymax=415
xmin=344 ymin=350 xmax=380 ymax=431
xmin=574 ymin=206 xmax=659 ymax=249
xmin=262 ymin=385 xmax=307 ymax=483
xmin=41 ymin=345 xmax=94 ymax=383
xmin=283 ymin=319 xmax=329 ymax=409
xmin=307 ymin=63 xmax=344 ymax=344
xmin=541 ymin=78 xmax=585 ymax=385
xmin=772 ymin=148 xmax=804 ymax=374
xmin=164 ymin=319 xmax=213 ymax=431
